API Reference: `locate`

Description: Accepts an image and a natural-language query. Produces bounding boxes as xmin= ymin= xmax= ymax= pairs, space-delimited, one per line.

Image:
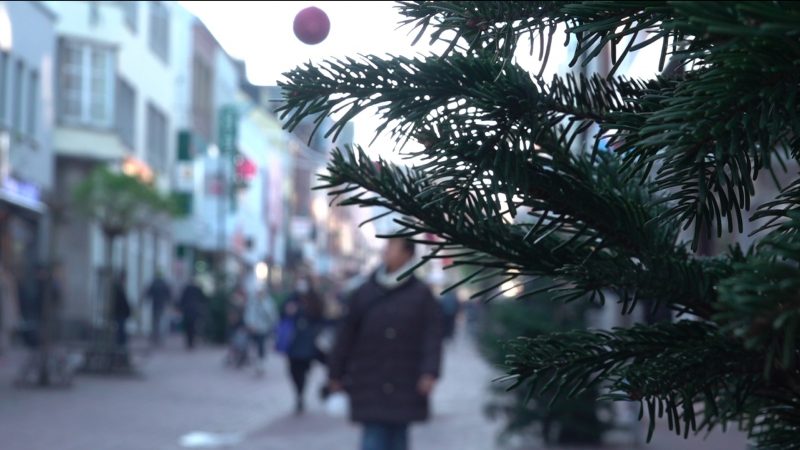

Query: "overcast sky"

xmin=179 ymin=1 xmax=445 ymax=160
xmin=179 ymin=1 xmax=433 ymax=85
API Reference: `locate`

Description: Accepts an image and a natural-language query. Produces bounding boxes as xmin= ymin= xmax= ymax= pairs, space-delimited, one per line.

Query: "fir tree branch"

xmin=715 ymin=220 xmax=800 ymax=385
xmin=610 ymin=47 xmax=800 ymax=249
xmin=398 ymin=2 xmax=800 ymax=73
xmin=280 ymin=3 xmax=800 ymax=446
xmin=277 ymin=54 xmax=652 ymax=150
xmin=502 ymin=321 xmax=762 ymax=442
xmin=321 ymin=146 xmax=716 ymax=317
xmin=397 ymin=1 xmax=677 ymax=74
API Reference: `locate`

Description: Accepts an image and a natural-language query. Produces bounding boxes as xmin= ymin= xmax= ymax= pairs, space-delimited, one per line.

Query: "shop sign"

xmin=218 ymin=105 xmax=239 ymax=155
xmin=2 ymin=176 xmax=40 ymax=202
xmin=0 ymin=175 xmax=43 ymax=212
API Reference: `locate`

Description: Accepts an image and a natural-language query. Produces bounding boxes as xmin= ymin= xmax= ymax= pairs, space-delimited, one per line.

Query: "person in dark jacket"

xmin=112 ymin=271 xmax=131 ymax=348
xmin=17 ymin=263 xmax=59 ymax=349
xmin=282 ymin=274 xmax=325 ymax=414
xmin=145 ymin=270 xmax=172 ymax=346
xmin=439 ymin=291 xmax=460 ymax=342
xmin=179 ymin=277 xmax=207 ymax=350
xmin=328 ymin=238 xmax=443 ymax=450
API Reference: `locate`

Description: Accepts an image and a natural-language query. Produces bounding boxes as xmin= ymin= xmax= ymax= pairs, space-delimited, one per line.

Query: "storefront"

xmin=0 ymin=174 xmax=47 ymax=348
xmin=0 ymin=175 xmax=46 ymax=276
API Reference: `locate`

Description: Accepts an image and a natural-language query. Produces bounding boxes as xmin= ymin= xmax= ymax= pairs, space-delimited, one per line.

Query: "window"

xmin=117 ymin=1 xmax=138 ymax=32
xmin=116 ymin=77 xmax=135 ymax=149
xmin=191 ymin=56 xmax=213 ymax=140
xmin=27 ymin=70 xmax=38 ymax=137
xmin=148 ymin=2 xmax=169 ymax=63
xmin=146 ymin=102 xmax=168 ymax=173
xmin=59 ymin=40 xmax=115 ymax=128
xmin=12 ymin=60 xmax=23 ymax=133
xmin=0 ymin=52 xmax=7 ymax=124
xmin=89 ymin=2 xmax=100 ymax=26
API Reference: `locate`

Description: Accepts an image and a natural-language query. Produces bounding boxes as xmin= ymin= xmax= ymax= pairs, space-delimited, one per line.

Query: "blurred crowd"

xmin=0 ymin=238 xmax=476 ymax=450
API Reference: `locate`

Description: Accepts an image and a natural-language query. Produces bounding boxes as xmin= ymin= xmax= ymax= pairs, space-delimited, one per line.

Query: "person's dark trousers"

xmin=361 ymin=422 xmax=409 ymax=450
xmin=443 ymin=314 xmax=456 ymax=340
xmin=184 ymin=319 xmax=196 ymax=350
xmin=115 ymin=319 xmax=128 ymax=348
xmin=251 ymin=333 xmax=267 ymax=359
xmin=150 ymin=307 xmax=164 ymax=345
xmin=288 ymin=358 xmax=312 ymax=411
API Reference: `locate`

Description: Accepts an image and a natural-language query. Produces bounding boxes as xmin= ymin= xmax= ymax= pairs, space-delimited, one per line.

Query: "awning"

xmin=0 ymin=176 xmax=45 ymax=214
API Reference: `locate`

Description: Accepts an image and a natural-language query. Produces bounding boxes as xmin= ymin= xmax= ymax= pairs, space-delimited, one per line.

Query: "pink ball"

xmin=293 ymin=6 xmax=330 ymax=45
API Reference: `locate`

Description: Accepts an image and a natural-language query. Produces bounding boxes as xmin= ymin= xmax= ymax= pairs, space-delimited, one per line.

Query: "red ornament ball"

xmin=293 ymin=6 xmax=330 ymax=45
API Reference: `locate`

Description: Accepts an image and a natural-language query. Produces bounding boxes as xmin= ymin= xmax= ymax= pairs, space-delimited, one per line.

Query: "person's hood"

xmin=374 ymin=258 xmax=418 ymax=290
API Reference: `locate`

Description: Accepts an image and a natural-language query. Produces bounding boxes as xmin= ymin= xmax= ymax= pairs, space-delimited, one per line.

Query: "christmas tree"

xmin=278 ymin=2 xmax=800 ymax=447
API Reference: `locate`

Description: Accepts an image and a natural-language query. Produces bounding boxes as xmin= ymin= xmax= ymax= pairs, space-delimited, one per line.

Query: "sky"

xmin=179 ymin=1 xmax=434 ymax=86
xmin=179 ymin=1 xmax=445 ymax=160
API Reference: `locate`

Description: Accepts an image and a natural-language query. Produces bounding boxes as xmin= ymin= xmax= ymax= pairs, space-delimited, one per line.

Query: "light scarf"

xmin=374 ymin=259 xmax=418 ymax=289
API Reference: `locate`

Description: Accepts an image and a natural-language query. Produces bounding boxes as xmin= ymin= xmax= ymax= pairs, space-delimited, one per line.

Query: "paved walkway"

xmin=0 ymin=331 xmax=499 ymax=450
xmin=0 ymin=330 xmax=748 ymax=450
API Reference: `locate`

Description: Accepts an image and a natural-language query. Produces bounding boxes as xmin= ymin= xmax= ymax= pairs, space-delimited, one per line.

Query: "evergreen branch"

xmin=751 ymin=178 xmax=800 ymax=235
xmin=320 ymin=146 xmax=715 ymax=317
xmin=502 ymin=321 xmax=762 ymax=442
xmin=277 ymin=54 xmax=652 ymax=151
xmin=282 ymin=2 xmax=800 ymax=446
xmin=398 ymin=2 xmax=800 ymax=73
xmin=278 ymin=54 xmax=677 ymax=256
xmin=278 ymin=49 xmax=800 ymax=251
xmin=715 ymin=222 xmax=800 ymax=384
xmin=390 ymin=2 xmax=800 ymax=249
xmin=609 ymin=45 xmax=800 ymax=249
xmin=397 ymin=1 xmax=677 ymax=74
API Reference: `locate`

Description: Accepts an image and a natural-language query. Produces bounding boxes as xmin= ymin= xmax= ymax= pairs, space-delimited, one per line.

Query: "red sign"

xmin=235 ymin=155 xmax=257 ymax=181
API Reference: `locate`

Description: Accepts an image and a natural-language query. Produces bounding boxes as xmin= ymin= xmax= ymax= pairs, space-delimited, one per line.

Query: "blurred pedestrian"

xmin=328 ymin=238 xmax=443 ymax=450
xmin=112 ymin=271 xmax=131 ymax=349
xmin=144 ymin=269 xmax=172 ymax=346
xmin=225 ymin=294 xmax=248 ymax=368
xmin=17 ymin=264 xmax=44 ymax=349
xmin=439 ymin=290 xmax=460 ymax=342
xmin=244 ymin=279 xmax=277 ymax=376
xmin=281 ymin=274 xmax=325 ymax=414
xmin=0 ymin=264 xmax=18 ymax=354
xmin=178 ymin=276 xmax=207 ymax=350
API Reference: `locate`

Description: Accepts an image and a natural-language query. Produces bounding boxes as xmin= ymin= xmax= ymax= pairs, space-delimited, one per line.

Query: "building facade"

xmin=46 ymin=0 xmax=182 ymax=325
xmin=0 ymin=1 xmax=366 ymax=338
xmin=0 ymin=1 xmax=56 ymax=345
xmin=170 ymin=15 xmax=249 ymax=292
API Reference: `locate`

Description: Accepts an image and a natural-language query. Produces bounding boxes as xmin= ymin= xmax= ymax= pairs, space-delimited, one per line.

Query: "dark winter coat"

xmin=112 ymin=281 xmax=131 ymax=321
xmin=328 ymin=273 xmax=443 ymax=424
xmin=282 ymin=292 xmax=324 ymax=361
xmin=179 ymin=283 xmax=206 ymax=321
xmin=146 ymin=277 xmax=172 ymax=312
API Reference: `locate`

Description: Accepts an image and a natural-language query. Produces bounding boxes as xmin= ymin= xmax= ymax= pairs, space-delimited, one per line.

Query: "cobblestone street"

xmin=0 ymin=331 xmax=748 ymax=450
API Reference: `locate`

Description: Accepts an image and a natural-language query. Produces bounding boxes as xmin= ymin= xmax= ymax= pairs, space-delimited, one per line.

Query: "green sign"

xmin=218 ymin=105 xmax=239 ymax=155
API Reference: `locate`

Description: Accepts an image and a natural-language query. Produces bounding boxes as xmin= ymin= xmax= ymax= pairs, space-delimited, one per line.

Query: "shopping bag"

xmin=324 ymin=392 xmax=350 ymax=419
xmin=274 ymin=318 xmax=295 ymax=354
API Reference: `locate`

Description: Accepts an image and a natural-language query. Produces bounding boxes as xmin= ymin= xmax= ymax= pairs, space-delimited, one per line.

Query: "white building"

xmin=169 ymin=17 xmax=252 ymax=291
xmin=0 ymin=1 xmax=56 ymax=347
xmin=46 ymin=0 xmax=183 ymax=324
xmin=228 ymin=92 xmax=293 ymax=282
